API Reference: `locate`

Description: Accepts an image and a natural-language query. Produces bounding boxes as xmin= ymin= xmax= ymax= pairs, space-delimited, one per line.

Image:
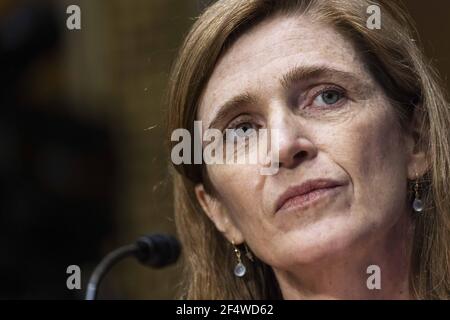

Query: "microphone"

xmin=85 ymin=234 xmax=181 ymax=300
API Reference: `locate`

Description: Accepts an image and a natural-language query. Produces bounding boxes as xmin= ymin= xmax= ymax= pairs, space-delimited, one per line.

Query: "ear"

xmin=194 ymin=184 xmax=244 ymax=244
xmin=405 ymin=107 xmax=429 ymax=180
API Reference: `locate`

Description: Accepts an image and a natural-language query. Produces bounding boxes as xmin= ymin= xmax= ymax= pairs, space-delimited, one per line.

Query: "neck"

xmin=273 ymin=212 xmax=415 ymax=300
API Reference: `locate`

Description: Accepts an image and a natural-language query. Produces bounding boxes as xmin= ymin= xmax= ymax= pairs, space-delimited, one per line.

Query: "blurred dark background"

xmin=0 ymin=0 xmax=448 ymax=299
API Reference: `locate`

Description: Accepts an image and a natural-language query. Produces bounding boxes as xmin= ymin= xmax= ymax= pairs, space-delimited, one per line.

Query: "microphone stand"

xmin=85 ymin=244 xmax=138 ymax=300
xmin=85 ymin=234 xmax=180 ymax=300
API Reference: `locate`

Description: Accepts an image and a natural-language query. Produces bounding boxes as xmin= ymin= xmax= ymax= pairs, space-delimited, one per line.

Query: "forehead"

xmin=198 ymin=14 xmax=368 ymax=123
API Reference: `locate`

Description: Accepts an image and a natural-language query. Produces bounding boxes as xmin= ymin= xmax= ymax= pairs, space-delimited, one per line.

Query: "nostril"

xmin=293 ymin=150 xmax=307 ymax=160
xmin=279 ymin=150 xmax=307 ymax=168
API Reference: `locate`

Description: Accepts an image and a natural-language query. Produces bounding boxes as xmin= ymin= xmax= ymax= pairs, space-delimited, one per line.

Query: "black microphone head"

xmin=134 ymin=234 xmax=181 ymax=268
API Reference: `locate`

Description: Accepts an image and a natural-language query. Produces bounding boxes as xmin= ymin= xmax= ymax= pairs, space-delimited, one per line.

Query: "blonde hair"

xmin=166 ymin=0 xmax=450 ymax=299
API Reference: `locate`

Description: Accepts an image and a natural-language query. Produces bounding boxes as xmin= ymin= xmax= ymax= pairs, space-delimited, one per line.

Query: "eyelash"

xmin=225 ymin=115 xmax=260 ymax=136
xmin=223 ymin=84 xmax=348 ymax=133
xmin=304 ymin=85 xmax=348 ymax=110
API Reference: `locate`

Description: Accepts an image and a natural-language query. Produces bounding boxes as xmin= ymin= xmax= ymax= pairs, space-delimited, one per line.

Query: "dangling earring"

xmin=232 ymin=240 xmax=246 ymax=277
xmin=412 ymin=172 xmax=424 ymax=213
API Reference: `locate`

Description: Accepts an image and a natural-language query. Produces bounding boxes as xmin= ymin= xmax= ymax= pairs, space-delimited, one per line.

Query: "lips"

xmin=275 ymin=179 xmax=344 ymax=213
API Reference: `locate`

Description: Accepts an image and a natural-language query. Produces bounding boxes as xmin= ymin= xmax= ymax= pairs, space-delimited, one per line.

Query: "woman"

xmin=166 ymin=0 xmax=450 ymax=299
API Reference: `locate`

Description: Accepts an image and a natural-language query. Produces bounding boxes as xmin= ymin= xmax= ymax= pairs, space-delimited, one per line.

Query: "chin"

xmin=271 ymin=216 xmax=375 ymax=267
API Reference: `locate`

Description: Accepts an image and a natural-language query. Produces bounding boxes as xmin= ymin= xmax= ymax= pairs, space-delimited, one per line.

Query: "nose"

xmin=269 ymin=111 xmax=318 ymax=170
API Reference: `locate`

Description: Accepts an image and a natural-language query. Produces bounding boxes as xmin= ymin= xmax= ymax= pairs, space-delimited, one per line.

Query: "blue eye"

xmin=314 ymin=89 xmax=343 ymax=107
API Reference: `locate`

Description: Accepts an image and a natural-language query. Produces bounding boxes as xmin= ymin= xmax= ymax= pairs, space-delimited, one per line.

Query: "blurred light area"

xmin=0 ymin=0 xmax=198 ymax=299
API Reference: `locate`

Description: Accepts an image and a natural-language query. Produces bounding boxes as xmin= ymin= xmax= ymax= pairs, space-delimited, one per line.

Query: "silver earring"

xmin=412 ymin=172 xmax=424 ymax=213
xmin=232 ymin=241 xmax=246 ymax=277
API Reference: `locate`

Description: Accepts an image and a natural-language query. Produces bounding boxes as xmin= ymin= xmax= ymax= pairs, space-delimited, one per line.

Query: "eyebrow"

xmin=280 ymin=65 xmax=366 ymax=90
xmin=207 ymin=65 xmax=367 ymax=129
xmin=207 ymin=91 xmax=258 ymax=129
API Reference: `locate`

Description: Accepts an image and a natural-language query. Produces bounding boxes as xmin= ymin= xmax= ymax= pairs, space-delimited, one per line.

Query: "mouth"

xmin=275 ymin=179 xmax=345 ymax=213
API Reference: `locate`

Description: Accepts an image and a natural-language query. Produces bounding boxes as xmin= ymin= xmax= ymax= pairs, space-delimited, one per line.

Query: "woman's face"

xmin=195 ymin=15 xmax=423 ymax=270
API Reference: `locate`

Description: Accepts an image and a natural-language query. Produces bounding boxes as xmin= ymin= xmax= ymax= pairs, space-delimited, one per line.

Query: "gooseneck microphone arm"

xmin=86 ymin=244 xmax=138 ymax=300
xmin=85 ymin=234 xmax=181 ymax=300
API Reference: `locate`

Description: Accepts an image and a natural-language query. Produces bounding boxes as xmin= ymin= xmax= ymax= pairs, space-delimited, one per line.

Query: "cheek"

xmin=206 ymin=163 xmax=265 ymax=223
xmin=207 ymin=164 xmax=278 ymax=259
xmin=330 ymin=104 xmax=408 ymax=225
